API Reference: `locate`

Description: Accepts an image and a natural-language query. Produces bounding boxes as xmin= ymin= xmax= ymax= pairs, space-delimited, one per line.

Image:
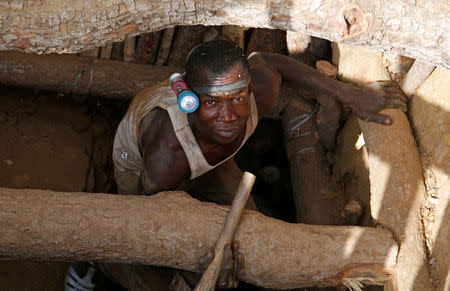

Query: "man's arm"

xmin=140 ymin=109 xmax=191 ymax=194
xmin=248 ymin=52 xmax=406 ymax=125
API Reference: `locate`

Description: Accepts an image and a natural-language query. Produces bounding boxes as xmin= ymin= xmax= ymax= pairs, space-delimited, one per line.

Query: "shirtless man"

xmin=65 ymin=40 xmax=406 ymax=291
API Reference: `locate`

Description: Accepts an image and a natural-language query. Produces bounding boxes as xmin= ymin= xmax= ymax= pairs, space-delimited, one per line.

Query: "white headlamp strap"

xmin=191 ymin=77 xmax=250 ymax=94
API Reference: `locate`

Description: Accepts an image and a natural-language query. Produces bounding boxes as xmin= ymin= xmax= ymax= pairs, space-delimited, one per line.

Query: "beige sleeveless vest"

xmin=113 ymin=80 xmax=259 ymax=180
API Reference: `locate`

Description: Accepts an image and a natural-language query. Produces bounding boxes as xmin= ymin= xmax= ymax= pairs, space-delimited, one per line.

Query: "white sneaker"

xmin=64 ymin=262 xmax=98 ymax=291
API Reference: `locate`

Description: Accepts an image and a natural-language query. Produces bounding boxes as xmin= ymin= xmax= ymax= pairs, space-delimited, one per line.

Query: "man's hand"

xmin=198 ymin=242 xmax=242 ymax=289
xmin=217 ymin=242 xmax=241 ymax=289
xmin=170 ymin=242 xmax=242 ymax=290
xmin=338 ymin=80 xmax=407 ymax=125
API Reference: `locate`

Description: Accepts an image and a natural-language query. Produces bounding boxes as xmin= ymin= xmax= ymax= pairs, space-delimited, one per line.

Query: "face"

xmin=190 ymin=64 xmax=251 ymax=145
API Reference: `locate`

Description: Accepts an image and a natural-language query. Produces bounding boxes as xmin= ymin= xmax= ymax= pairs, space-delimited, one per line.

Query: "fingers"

xmin=366 ymin=113 xmax=392 ymax=126
xmin=370 ymin=80 xmax=407 ymax=102
xmin=218 ymin=244 xmax=233 ymax=288
xmin=384 ymin=87 xmax=407 ymax=103
xmin=217 ymin=242 xmax=241 ymax=289
xmin=388 ymin=98 xmax=407 ymax=112
xmin=232 ymin=242 xmax=240 ymax=288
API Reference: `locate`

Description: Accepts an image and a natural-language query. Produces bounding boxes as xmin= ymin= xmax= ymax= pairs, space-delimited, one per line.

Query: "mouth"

xmin=215 ymin=126 xmax=240 ymax=138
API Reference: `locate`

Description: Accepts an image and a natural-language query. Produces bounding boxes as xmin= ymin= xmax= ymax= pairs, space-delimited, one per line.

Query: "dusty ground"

xmin=0 ymin=86 xmax=119 ymax=290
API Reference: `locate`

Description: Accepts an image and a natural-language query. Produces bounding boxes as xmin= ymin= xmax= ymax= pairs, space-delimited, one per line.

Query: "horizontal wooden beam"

xmin=0 ymin=51 xmax=181 ymax=99
xmin=0 ymin=0 xmax=448 ymax=69
xmin=0 ymin=187 xmax=398 ymax=289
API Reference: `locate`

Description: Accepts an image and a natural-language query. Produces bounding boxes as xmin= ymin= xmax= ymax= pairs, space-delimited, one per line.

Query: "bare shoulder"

xmin=140 ymin=108 xmax=191 ymax=192
xmin=247 ymin=52 xmax=282 ymax=117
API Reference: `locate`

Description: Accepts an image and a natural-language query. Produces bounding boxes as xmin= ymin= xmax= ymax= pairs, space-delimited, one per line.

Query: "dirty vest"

xmin=112 ymin=80 xmax=259 ymax=180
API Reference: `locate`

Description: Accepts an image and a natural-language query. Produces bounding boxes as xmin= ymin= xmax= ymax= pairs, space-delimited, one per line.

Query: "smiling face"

xmin=190 ymin=63 xmax=251 ymax=145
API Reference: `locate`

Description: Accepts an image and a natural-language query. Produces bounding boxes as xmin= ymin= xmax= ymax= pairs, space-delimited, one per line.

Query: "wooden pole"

xmin=195 ymin=172 xmax=255 ymax=291
xmin=0 ymin=187 xmax=397 ymax=289
xmin=155 ymin=28 xmax=176 ymax=66
xmin=281 ymin=87 xmax=345 ymax=225
xmin=221 ymin=26 xmax=247 ymax=48
xmin=332 ymin=42 xmax=432 ymax=291
xmin=123 ymin=36 xmax=136 ymax=63
xmin=0 ymin=51 xmax=181 ymax=99
xmin=399 ymin=60 xmax=435 ymax=98
xmin=136 ymin=31 xmax=162 ymax=64
xmin=100 ymin=43 xmax=113 ymax=59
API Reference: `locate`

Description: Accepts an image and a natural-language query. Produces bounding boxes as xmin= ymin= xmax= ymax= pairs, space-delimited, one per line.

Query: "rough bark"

xmin=155 ymin=28 xmax=176 ymax=66
xmin=123 ymin=36 xmax=136 ymax=63
xmin=0 ymin=0 xmax=448 ymax=69
xmin=136 ymin=31 xmax=162 ymax=64
xmin=246 ymin=28 xmax=286 ymax=55
xmin=399 ymin=60 xmax=436 ymax=98
xmin=166 ymin=26 xmax=206 ymax=67
xmin=408 ymin=67 xmax=450 ymax=291
xmin=100 ymin=43 xmax=113 ymax=59
xmin=332 ymin=43 xmax=432 ymax=291
xmin=286 ymin=31 xmax=314 ymax=66
xmin=221 ymin=25 xmax=247 ymax=48
xmin=0 ymin=187 xmax=398 ymax=289
xmin=0 ymin=51 xmax=181 ymax=99
xmin=315 ymin=60 xmax=341 ymax=152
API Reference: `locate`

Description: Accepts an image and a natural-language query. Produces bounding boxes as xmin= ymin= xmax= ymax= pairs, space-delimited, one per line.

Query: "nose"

xmin=217 ymin=101 xmax=238 ymax=122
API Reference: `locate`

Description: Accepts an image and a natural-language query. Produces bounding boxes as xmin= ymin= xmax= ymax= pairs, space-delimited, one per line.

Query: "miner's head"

xmin=185 ymin=40 xmax=251 ymax=145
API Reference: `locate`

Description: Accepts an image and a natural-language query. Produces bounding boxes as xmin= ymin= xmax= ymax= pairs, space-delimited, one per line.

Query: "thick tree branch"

xmin=0 ymin=0 xmax=448 ymax=69
xmin=0 ymin=187 xmax=397 ymax=289
xmin=0 ymin=51 xmax=181 ymax=99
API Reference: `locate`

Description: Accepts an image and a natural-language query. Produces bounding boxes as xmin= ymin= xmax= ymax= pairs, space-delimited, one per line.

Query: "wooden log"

xmin=167 ymin=26 xmax=206 ymax=67
xmin=399 ymin=59 xmax=435 ymax=98
xmin=110 ymin=41 xmax=123 ymax=61
xmin=0 ymin=0 xmax=448 ymax=69
xmin=286 ymin=31 xmax=310 ymax=56
xmin=100 ymin=43 xmax=113 ymax=59
xmin=281 ymin=87 xmax=345 ymax=225
xmin=315 ymin=60 xmax=341 ymax=152
xmin=78 ymin=48 xmax=99 ymax=58
xmin=383 ymin=53 xmax=414 ymax=83
xmin=0 ymin=187 xmax=397 ymax=289
xmin=202 ymin=26 xmax=219 ymax=42
xmin=123 ymin=36 xmax=136 ymax=63
xmin=136 ymin=31 xmax=163 ymax=64
xmin=286 ymin=31 xmax=313 ymax=66
xmin=246 ymin=28 xmax=286 ymax=55
xmin=220 ymin=25 xmax=247 ymax=48
xmin=408 ymin=67 xmax=450 ymax=291
xmin=155 ymin=27 xmax=176 ymax=66
xmin=332 ymin=42 xmax=432 ymax=291
xmin=0 ymin=51 xmax=181 ymax=99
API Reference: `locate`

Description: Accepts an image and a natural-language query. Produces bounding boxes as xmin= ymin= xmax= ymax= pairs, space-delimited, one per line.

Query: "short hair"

xmin=185 ymin=40 xmax=249 ymax=86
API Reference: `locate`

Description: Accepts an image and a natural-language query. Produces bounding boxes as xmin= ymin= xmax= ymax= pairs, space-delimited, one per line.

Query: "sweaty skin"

xmin=141 ymin=64 xmax=252 ymax=194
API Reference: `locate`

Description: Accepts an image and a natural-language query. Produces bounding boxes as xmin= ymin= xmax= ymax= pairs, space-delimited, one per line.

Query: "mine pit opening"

xmin=1 ymin=23 xmax=447 ymax=291
xmin=0 ymin=26 xmax=378 ymax=291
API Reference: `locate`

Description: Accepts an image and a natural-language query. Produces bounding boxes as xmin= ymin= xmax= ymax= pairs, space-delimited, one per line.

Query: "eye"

xmin=205 ymin=100 xmax=216 ymax=105
xmin=233 ymin=96 xmax=244 ymax=103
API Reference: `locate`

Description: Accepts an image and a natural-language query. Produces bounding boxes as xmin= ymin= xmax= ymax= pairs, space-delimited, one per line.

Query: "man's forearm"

xmin=257 ymin=52 xmax=350 ymax=103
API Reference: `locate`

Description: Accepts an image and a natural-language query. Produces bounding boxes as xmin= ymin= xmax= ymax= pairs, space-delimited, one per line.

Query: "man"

xmin=66 ymin=40 xmax=406 ymax=290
